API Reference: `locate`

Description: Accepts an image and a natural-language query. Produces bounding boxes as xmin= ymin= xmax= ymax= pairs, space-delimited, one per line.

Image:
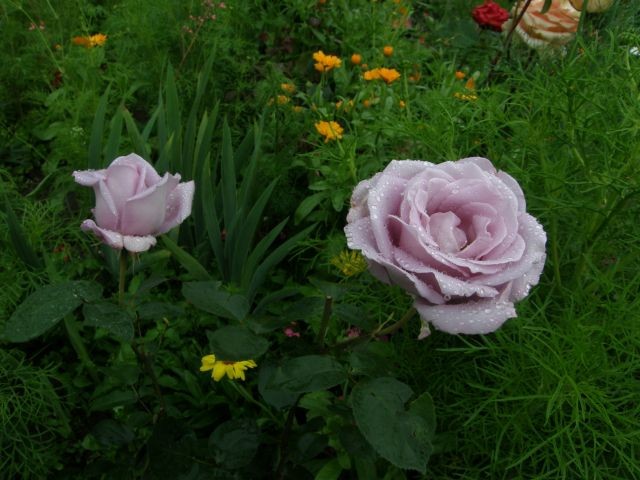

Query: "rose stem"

xmin=119 ymin=250 xmax=167 ymax=414
xmin=316 ymin=295 xmax=333 ymax=346
xmin=487 ymin=0 xmax=534 ymax=83
xmin=118 ymin=250 xmax=127 ymax=307
xmin=331 ymin=307 xmax=416 ymax=352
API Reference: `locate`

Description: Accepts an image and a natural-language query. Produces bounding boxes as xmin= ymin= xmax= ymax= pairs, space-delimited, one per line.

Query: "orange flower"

xmin=315 ymin=121 xmax=344 ymax=142
xmin=313 ymin=50 xmax=342 ymax=72
xmin=281 ymin=82 xmax=296 ymax=94
xmin=455 ymin=71 xmax=466 ymax=80
xmin=362 ymin=99 xmax=372 ymax=108
xmin=72 ymin=33 xmax=107 ymax=48
xmin=383 ymin=45 xmax=394 ymax=57
xmin=363 ymin=67 xmax=401 ymax=84
xmin=465 ymin=77 xmax=476 ymax=90
xmin=351 ymin=53 xmax=362 ymax=65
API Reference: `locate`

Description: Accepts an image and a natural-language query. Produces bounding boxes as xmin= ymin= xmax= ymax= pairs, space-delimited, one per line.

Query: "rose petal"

xmin=120 ymin=174 xmax=171 ymax=235
xmin=73 ymin=169 xmax=106 ymax=186
xmin=123 ymin=235 xmax=157 ymax=253
xmin=346 ymin=217 xmax=443 ymax=303
xmin=158 ymin=179 xmax=195 ymax=234
xmin=93 ymin=180 xmax=119 ymax=231
xmin=428 ymin=211 xmax=466 ymax=253
xmin=472 ymin=213 xmax=546 ymax=292
xmin=414 ymin=294 xmax=517 ymax=334
xmin=105 ymin=163 xmax=139 ymax=213
xmin=80 ymin=219 xmax=123 ymax=250
xmin=111 ymin=153 xmax=162 ymax=186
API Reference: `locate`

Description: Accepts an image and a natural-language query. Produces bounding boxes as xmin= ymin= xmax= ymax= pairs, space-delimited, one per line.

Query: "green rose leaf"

xmin=3 ymin=281 xmax=102 ymax=342
xmin=351 ymin=377 xmax=435 ymax=473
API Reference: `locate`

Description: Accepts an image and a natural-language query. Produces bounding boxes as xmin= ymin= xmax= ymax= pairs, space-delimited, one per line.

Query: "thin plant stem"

xmin=316 ymin=296 xmax=333 ymax=346
xmin=119 ymin=250 xmax=127 ymax=306
xmin=63 ymin=315 xmax=99 ymax=382
xmin=487 ymin=0 xmax=534 ymax=82
xmin=275 ymin=395 xmax=301 ymax=480
xmin=228 ymin=381 xmax=282 ymax=426
xmin=332 ymin=307 xmax=416 ymax=352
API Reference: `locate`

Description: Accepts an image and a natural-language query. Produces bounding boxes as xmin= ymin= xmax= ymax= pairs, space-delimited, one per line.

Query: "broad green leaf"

xmin=315 ymin=459 xmax=343 ymax=480
xmin=351 ymin=377 xmax=434 ymax=473
xmin=208 ymin=419 xmax=259 ymax=469
xmin=258 ymin=362 xmax=298 ymax=409
xmin=183 ymin=281 xmax=249 ymax=321
xmin=267 ymin=355 xmax=346 ymax=394
xmin=83 ymin=302 xmax=134 ymax=342
xmin=206 ymin=325 xmax=269 ymax=361
xmin=4 ymin=281 xmax=102 ymax=342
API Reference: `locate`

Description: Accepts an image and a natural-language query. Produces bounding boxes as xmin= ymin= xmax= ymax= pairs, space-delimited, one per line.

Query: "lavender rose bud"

xmin=345 ymin=157 xmax=546 ymax=336
xmin=73 ymin=153 xmax=195 ymax=252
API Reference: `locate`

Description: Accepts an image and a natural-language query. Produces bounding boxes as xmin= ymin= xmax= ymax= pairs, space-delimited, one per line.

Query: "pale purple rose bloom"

xmin=345 ymin=157 xmax=546 ymax=336
xmin=73 ymin=153 xmax=195 ymax=253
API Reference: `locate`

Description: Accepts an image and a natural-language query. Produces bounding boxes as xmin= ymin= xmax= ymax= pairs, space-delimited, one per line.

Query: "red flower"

xmin=472 ymin=1 xmax=509 ymax=32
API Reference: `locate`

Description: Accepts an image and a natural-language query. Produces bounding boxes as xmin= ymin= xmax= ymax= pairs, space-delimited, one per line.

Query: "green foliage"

xmin=2 ymin=0 xmax=640 ymax=478
xmin=0 ymin=350 xmax=70 ymax=480
xmin=3 ymin=280 xmax=102 ymax=342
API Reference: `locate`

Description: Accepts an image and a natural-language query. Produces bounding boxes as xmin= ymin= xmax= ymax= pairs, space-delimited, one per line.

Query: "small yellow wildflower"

xmin=351 ymin=53 xmax=362 ymax=65
xmin=383 ymin=45 xmax=394 ymax=57
xmin=293 ymin=105 xmax=304 ymax=113
xmin=330 ymin=250 xmax=367 ymax=277
xmin=281 ymin=82 xmax=296 ymax=94
xmin=313 ymin=50 xmax=342 ymax=72
xmin=453 ymin=92 xmax=478 ymax=102
xmin=363 ymin=67 xmax=401 ymax=84
xmin=72 ymin=33 xmax=107 ymax=48
xmin=335 ymin=100 xmax=343 ymax=109
xmin=200 ymin=354 xmax=257 ymax=382
xmin=455 ymin=71 xmax=466 ymax=80
xmin=399 ymin=100 xmax=406 ymax=108
xmin=277 ymin=95 xmax=289 ymax=105
xmin=362 ymin=98 xmax=372 ymax=108
xmin=315 ymin=121 xmax=344 ymax=142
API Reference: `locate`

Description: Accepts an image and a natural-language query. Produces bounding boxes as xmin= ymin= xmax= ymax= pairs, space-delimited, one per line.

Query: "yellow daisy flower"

xmin=200 ymin=354 xmax=257 ymax=382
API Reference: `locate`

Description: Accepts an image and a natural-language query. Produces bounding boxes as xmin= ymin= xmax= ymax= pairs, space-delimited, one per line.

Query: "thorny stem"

xmin=331 ymin=307 xmax=416 ymax=352
xmin=487 ymin=0 xmax=534 ymax=82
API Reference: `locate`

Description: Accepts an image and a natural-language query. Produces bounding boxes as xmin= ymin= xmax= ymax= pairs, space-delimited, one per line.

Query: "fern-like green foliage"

xmin=0 ymin=350 xmax=70 ymax=480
